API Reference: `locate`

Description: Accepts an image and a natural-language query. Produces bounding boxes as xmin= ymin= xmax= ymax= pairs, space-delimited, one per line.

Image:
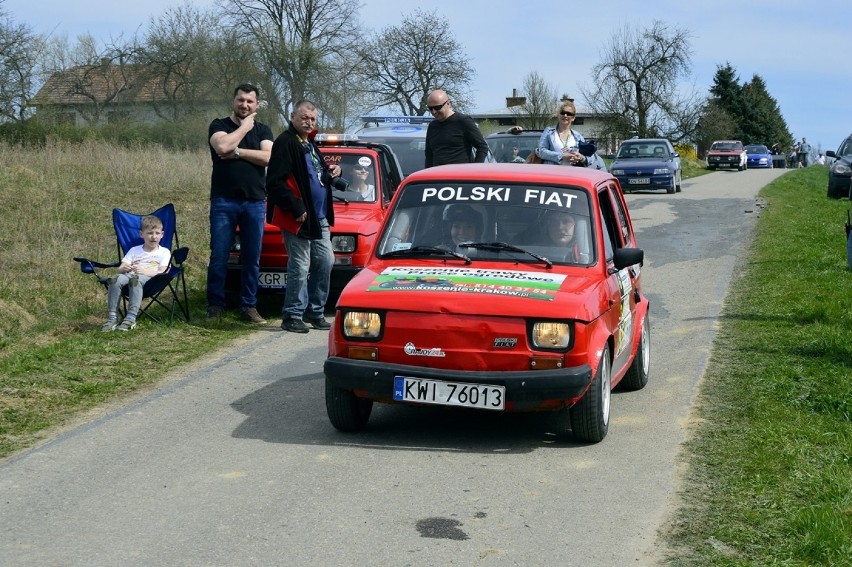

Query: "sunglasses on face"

xmin=559 ymin=111 xmax=576 ymax=117
xmin=353 ymin=166 xmax=368 ymax=172
xmin=428 ymin=101 xmax=449 ymax=112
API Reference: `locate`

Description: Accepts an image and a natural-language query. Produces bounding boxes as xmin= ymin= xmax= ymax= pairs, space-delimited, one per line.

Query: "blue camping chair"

xmin=73 ymin=203 xmax=190 ymax=325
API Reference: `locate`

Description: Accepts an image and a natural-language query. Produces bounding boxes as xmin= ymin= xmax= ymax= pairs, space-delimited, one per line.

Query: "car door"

xmin=597 ymin=182 xmax=639 ymax=375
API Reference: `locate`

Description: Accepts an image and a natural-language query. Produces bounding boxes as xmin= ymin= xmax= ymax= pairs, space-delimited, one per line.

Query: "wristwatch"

xmin=233 ymin=147 xmax=241 ymax=159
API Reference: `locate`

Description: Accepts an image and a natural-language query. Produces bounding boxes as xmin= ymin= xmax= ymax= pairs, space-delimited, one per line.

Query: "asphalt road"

xmin=0 ymin=167 xmax=787 ymax=566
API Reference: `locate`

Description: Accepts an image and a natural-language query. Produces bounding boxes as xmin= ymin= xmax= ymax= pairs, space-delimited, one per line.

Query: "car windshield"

xmin=487 ymin=135 xmax=539 ymax=163
xmin=616 ymin=143 xmax=668 ymax=159
xmin=376 ymin=182 xmax=595 ymax=266
xmin=319 ymin=150 xmax=379 ymax=203
xmin=711 ymin=142 xmax=741 ymax=151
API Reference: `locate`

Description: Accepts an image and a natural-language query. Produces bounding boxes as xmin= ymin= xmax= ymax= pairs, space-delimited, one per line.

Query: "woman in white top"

xmin=535 ymin=99 xmax=590 ymax=167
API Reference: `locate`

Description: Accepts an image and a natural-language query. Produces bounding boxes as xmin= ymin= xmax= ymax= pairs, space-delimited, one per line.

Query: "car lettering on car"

xmin=403 ymin=343 xmax=446 ymax=357
xmin=421 ymin=186 xmax=511 ymax=202
xmin=493 ymin=338 xmax=518 ymax=348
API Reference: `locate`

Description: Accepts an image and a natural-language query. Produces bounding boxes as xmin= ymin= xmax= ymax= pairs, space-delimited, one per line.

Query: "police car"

xmin=351 ymin=116 xmax=433 ymax=176
xmin=323 ymin=163 xmax=649 ymax=443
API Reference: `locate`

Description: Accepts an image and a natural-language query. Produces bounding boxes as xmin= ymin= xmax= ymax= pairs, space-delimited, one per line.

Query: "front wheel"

xmin=325 ymin=376 xmax=373 ymax=432
xmin=570 ymin=345 xmax=611 ymax=443
xmin=675 ymin=170 xmax=682 ymax=192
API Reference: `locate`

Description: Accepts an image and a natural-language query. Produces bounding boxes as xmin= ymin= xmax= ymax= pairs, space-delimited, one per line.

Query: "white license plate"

xmin=628 ymin=178 xmax=650 ymax=185
xmin=393 ymin=376 xmax=505 ymax=410
xmin=259 ymin=271 xmax=286 ymax=288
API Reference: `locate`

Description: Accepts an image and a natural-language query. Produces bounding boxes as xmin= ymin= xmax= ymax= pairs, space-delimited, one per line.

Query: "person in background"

xmin=207 ymin=83 xmax=273 ymax=324
xmin=815 ymin=153 xmax=826 ymax=165
xmin=349 ymin=162 xmax=376 ymax=201
xmin=443 ymin=204 xmax=483 ymax=248
xmin=797 ymin=137 xmax=811 ymax=168
xmin=266 ymin=100 xmax=343 ymax=334
xmin=424 ymin=89 xmax=489 ymax=168
xmin=101 ymin=215 xmax=171 ymax=332
xmin=535 ymin=99 xmax=591 ymax=167
xmin=542 ymin=211 xmax=581 ymax=263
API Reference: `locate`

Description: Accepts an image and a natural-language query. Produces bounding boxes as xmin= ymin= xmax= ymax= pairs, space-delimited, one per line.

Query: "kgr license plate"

xmin=393 ymin=377 xmax=505 ymax=410
xmin=259 ymin=271 xmax=286 ymax=288
xmin=628 ymin=178 xmax=650 ymax=185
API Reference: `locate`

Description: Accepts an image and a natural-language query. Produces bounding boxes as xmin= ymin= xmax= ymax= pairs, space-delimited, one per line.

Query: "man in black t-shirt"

xmin=424 ymin=89 xmax=489 ymax=168
xmin=207 ymin=84 xmax=273 ymax=323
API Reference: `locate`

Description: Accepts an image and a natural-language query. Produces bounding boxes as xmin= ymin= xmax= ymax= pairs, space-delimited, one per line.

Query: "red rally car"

xmin=225 ymin=135 xmax=405 ymax=304
xmin=323 ymin=163 xmax=650 ymax=443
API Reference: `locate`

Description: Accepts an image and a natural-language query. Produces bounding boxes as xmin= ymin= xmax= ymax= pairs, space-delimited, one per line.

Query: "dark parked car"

xmin=744 ymin=144 xmax=772 ymax=169
xmin=826 ymin=133 xmax=852 ymax=199
xmin=609 ymin=138 xmax=682 ymax=194
xmin=485 ymin=128 xmax=607 ymax=170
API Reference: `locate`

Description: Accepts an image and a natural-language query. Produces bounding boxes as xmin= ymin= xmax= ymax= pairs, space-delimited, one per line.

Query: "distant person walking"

xmin=797 ymin=137 xmax=811 ymax=168
xmin=424 ymin=89 xmax=489 ymax=168
xmin=207 ymin=84 xmax=274 ymax=324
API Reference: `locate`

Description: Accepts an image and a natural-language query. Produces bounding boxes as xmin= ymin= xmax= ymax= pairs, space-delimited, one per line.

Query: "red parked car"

xmin=225 ymin=136 xmax=405 ymax=305
xmin=324 ymin=163 xmax=650 ymax=443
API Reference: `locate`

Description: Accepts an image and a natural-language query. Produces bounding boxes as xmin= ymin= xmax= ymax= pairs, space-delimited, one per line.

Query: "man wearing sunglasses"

xmin=424 ymin=89 xmax=489 ymax=168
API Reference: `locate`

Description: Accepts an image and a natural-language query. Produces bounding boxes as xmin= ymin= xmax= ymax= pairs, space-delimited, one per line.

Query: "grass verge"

xmin=663 ymin=165 xmax=852 ymax=565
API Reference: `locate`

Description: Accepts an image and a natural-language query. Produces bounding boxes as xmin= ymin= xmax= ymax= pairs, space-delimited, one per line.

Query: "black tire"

xmin=325 ymin=376 xmax=373 ymax=432
xmin=666 ymin=177 xmax=676 ymax=194
xmin=675 ymin=170 xmax=682 ymax=193
xmin=620 ymin=316 xmax=650 ymax=391
xmin=570 ymin=345 xmax=611 ymax=443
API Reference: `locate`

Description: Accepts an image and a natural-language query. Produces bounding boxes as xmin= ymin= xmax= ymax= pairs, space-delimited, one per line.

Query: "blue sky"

xmin=5 ymin=0 xmax=847 ymax=152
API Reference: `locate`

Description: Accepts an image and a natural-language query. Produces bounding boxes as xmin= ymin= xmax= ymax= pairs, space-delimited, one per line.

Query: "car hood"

xmin=338 ymin=264 xmax=609 ymax=323
xmin=331 ymin=204 xmax=384 ymax=235
xmin=611 ymin=157 xmax=673 ymax=168
xmin=707 ymin=149 xmax=744 ymax=155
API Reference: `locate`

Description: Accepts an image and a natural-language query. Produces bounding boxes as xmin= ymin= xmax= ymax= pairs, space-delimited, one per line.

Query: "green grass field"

xmin=0 ymin=143 xmax=848 ymax=564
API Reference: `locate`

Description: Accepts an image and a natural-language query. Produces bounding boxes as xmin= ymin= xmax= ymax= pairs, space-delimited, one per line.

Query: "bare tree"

xmin=222 ymin=0 xmax=361 ymax=119
xmin=579 ymin=20 xmax=698 ymax=141
xmin=140 ymin=4 xmax=222 ymax=121
xmin=354 ymin=9 xmax=475 ymax=116
xmin=0 ymin=4 xmax=44 ymax=121
xmin=42 ymin=33 xmax=143 ymax=125
xmin=512 ymin=72 xmax=559 ymax=129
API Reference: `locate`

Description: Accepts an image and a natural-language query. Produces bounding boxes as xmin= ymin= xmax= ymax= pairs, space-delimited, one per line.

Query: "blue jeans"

xmin=207 ymin=197 xmax=265 ymax=309
xmin=282 ymin=219 xmax=333 ymax=320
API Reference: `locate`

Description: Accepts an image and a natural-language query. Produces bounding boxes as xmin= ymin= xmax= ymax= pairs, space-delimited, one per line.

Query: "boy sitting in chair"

xmin=102 ymin=215 xmax=171 ymax=332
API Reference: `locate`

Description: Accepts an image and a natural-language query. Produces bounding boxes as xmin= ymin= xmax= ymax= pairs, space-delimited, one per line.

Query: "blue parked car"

xmin=744 ymin=144 xmax=772 ymax=169
xmin=609 ymin=138 xmax=682 ymax=194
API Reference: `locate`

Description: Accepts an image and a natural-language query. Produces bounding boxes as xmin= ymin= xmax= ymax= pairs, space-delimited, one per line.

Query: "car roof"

xmin=400 ymin=162 xmax=612 ymax=186
xmin=620 ymin=138 xmax=671 ymax=144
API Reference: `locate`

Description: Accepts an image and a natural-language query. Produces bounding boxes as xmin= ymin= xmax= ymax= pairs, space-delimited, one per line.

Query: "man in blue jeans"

xmin=266 ymin=99 xmax=343 ymax=333
xmin=207 ymin=84 xmax=273 ymax=323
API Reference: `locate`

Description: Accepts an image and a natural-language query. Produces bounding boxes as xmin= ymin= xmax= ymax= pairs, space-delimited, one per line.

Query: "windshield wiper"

xmin=458 ymin=241 xmax=552 ymax=268
xmin=383 ymin=245 xmax=471 ymax=264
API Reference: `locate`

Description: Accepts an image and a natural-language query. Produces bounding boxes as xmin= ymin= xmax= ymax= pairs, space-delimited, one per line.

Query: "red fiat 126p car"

xmin=225 ymin=135 xmax=404 ymax=305
xmin=323 ymin=163 xmax=650 ymax=443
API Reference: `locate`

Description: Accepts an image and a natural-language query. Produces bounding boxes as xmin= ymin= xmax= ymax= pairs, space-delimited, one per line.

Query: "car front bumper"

xmin=324 ymin=356 xmax=593 ymax=410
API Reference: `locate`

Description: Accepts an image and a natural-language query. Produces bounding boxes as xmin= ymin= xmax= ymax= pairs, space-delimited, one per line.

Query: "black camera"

xmin=322 ymin=170 xmax=349 ymax=191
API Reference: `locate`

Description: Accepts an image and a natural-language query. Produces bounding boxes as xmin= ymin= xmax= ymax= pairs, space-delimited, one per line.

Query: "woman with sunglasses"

xmin=534 ymin=99 xmax=590 ymax=167
xmin=350 ymin=163 xmax=375 ymax=201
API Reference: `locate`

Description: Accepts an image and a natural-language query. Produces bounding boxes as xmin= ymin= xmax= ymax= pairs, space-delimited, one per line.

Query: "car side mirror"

xmin=612 ymin=247 xmax=644 ymax=271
